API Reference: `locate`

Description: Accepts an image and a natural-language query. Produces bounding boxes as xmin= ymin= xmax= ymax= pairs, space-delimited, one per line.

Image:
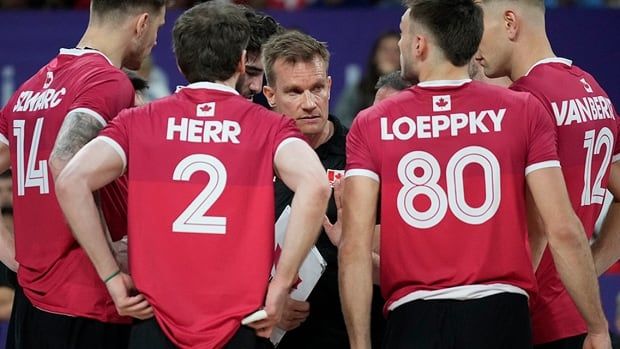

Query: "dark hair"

xmin=244 ymin=8 xmax=283 ymax=60
xmin=262 ymin=30 xmax=330 ymax=86
xmin=173 ymin=2 xmax=251 ymax=83
xmin=124 ymin=70 xmax=149 ymax=93
xmin=405 ymin=0 xmax=483 ymax=67
xmin=91 ymin=0 xmax=167 ymax=16
xmin=0 ymin=170 xmax=11 ymax=179
xmin=357 ymin=31 xmax=401 ymax=110
xmin=375 ymin=71 xmax=414 ymax=91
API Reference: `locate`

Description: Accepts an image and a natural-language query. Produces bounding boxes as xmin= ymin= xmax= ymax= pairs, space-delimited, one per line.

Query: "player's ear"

xmin=414 ymin=34 xmax=425 ymax=59
xmin=263 ymin=85 xmax=276 ymax=108
xmin=504 ymin=10 xmax=518 ymax=41
xmin=135 ymin=12 xmax=150 ymax=38
xmin=237 ymin=50 xmax=247 ymax=75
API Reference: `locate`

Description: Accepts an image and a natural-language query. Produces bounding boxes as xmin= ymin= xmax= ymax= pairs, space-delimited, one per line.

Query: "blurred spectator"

xmin=0 ymin=171 xmax=11 ymax=209
xmin=136 ymin=55 xmax=171 ymax=102
xmin=335 ymin=31 xmax=400 ymax=127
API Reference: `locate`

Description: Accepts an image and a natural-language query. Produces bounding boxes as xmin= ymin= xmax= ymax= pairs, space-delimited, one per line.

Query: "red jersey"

xmin=98 ymin=82 xmax=303 ymax=349
xmin=0 ymin=48 xmax=133 ymax=323
xmin=346 ymin=79 xmax=559 ymax=312
xmin=511 ymin=58 xmax=619 ymax=344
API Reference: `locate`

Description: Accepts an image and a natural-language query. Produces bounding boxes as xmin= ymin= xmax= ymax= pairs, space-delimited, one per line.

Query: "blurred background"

xmin=0 ymin=0 xmax=618 ymax=340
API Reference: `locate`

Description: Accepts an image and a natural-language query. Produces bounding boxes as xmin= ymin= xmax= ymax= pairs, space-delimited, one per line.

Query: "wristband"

xmin=103 ymin=270 xmax=121 ymax=283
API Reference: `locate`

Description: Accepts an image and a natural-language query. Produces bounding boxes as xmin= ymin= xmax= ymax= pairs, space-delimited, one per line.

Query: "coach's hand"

xmin=323 ymin=178 xmax=344 ymax=247
xmin=583 ymin=331 xmax=612 ymax=349
xmin=247 ymin=281 xmax=289 ymax=338
xmin=278 ymin=297 xmax=310 ymax=331
xmin=106 ymin=272 xmax=153 ymax=320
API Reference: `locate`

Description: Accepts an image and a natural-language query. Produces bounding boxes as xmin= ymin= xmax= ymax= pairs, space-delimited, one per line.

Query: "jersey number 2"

xmin=582 ymin=127 xmax=613 ymax=206
xmin=13 ymin=118 xmax=49 ymax=196
xmin=172 ymin=154 xmax=227 ymax=234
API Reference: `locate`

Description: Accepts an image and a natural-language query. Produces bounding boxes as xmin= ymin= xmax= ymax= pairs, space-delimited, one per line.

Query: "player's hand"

xmin=582 ymin=331 xmax=612 ymax=349
xmin=246 ymin=281 xmax=289 ymax=338
xmin=106 ymin=272 xmax=153 ymax=320
xmin=323 ymin=178 xmax=344 ymax=247
xmin=278 ymin=297 xmax=310 ymax=331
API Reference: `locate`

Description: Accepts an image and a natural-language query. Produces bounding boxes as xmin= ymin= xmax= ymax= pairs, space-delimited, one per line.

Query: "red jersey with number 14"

xmin=0 ymin=48 xmax=133 ymax=323
xmin=511 ymin=58 xmax=619 ymax=345
xmin=99 ymin=82 xmax=303 ymax=349
xmin=346 ymin=80 xmax=560 ymax=312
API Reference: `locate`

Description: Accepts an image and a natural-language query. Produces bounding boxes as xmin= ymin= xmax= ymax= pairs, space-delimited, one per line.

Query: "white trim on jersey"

xmin=613 ymin=153 xmax=620 ymax=163
xmin=525 ymin=160 xmax=561 ymax=176
xmin=59 ymin=48 xmax=114 ymax=66
xmin=274 ymin=137 xmax=306 ymax=160
xmin=388 ymin=283 xmax=529 ymax=311
xmin=417 ymin=79 xmax=472 ymax=88
xmin=524 ymin=57 xmax=573 ymax=77
xmin=97 ymin=136 xmax=127 ymax=173
xmin=345 ymin=169 xmax=380 ymax=183
xmin=68 ymin=108 xmax=108 ymax=127
xmin=178 ymin=82 xmax=240 ymax=96
xmin=0 ymin=134 xmax=8 ymax=146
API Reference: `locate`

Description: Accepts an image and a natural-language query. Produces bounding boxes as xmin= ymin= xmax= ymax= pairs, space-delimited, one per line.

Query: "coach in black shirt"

xmin=262 ymin=31 xmax=385 ymax=349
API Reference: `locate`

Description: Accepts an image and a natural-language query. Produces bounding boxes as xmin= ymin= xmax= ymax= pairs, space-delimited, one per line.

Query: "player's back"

xmin=0 ymin=48 xmax=133 ymax=323
xmin=511 ymin=58 xmax=618 ymax=344
xmin=99 ymin=82 xmax=302 ymax=349
xmin=347 ymin=80 xmax=558 ymax=311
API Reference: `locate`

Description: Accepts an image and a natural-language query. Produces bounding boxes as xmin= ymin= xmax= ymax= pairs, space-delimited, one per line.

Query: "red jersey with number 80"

xmin=98 ymin=82 xmax=303 ymax=349
xmin=511 ymin=58 xmax=619 ymax=345
xmin=346 ymin=80 xmax=560 ymax=312
xmin=0 ymin=49 xmax=133 ymax=323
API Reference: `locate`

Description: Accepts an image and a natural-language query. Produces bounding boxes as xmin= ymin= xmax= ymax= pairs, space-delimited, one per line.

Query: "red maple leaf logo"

xmin=435 ymin=98 xmax=448 ymax=108
xmin=274 ymin=245 xmax=303 ymax=290
xmin=200 ymin=104 xmax=213 ymax=113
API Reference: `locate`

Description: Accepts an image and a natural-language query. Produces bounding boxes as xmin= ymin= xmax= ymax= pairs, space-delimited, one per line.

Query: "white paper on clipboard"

xmin=270 ymin=205 xmax=327 ymax=346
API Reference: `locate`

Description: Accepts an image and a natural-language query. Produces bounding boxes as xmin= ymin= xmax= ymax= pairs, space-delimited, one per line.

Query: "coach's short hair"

xmin=404 ymin=0 xmax=483 ymax=67
xmin=244 ymin=8 xmax=283 ymax=60
xmin=173 ymin=2 xmax=250 ymax=83
xmin=262 ymin=30 xmax=330 ymax=86
xmin=375 ymin=70 xmax=414 ymax=91
xmin=91 ymin=0 xmax=167 ymax=16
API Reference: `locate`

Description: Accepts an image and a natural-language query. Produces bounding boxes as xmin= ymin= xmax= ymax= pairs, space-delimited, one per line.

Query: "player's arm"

xmin=339 ymin=175 xmax=378 ymax=349
xmin=55 ymin=138 xmax=151 ymax=319
xmin=526 ymin=188 xmax=547 ymax=270
xmin=591 ymin=162 xmax=620 ymax=275
xmin=49 ymin=111 xmax=105 ymax=179
xmin=0 ymin=142 xmax=16 ymax=271
xmin=526 ymin=167 xmax=610 ymax=339
xmin=249 ymin=139 xmax=331 ymax=338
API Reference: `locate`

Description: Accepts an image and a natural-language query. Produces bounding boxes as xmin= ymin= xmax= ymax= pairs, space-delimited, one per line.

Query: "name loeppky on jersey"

xmin=381 ymin=108 xmax=506 ymax=140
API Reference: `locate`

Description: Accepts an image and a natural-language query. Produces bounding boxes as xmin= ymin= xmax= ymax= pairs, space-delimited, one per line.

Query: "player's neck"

xmin=76 ymin=27 xmax=127 ymax=68
xmin=215 ymin=74 xmax=239 ymax=92
xmin=418 ymin=62 xmax=470 ymax=84
xmin=307 ymin=120 xmax=334 ymax=149
xmin=509 ymin=33 xmax=555 ymax=81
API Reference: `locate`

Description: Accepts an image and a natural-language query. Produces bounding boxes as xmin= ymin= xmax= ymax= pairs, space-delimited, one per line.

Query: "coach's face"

xmin=124 ymin=7 xmax=166 ymax=70
xmin=264 ymin=56 xmax=331 ymax=137
xmin=474 ymin=1 xmax=513 ymax=79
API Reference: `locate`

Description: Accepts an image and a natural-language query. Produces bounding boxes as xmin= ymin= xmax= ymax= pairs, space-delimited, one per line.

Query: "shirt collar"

xmin=59 ymin=48 xmax=114 ymax=66
xmin=417 ymin=79 xmax=472 ymax=88
xmin=175 ymin=81 xmax=240 ymax=95
xmin=524 ymin=57 xmax=572 ymax=77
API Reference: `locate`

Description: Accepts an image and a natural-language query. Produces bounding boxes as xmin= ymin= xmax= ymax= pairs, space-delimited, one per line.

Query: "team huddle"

xmin=0 ymin=0 xmax=617 ymax=349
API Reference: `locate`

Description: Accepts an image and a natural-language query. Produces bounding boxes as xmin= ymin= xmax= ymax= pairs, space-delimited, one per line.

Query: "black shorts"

xmin=534 ymin=334 xmax=586 ymax=349
xmin=382 ymin=292 xmax=532 ymax=349
xmin=129 ymin=317 xmax=272 ymax=349
xmin=6 ymin=284 xmax=130 ymax=349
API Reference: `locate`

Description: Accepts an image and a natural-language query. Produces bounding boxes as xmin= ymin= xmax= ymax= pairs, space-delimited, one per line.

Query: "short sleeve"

xmin=0 ymin=108 xmax=8 ymax=146
xmin=68 ymin=70 xmax=134 ymax=126
xmin=525 ymin=96 xmax=561 ymax=176
xmin=98 ymin=108 xmax=132 ymax=172
xmin=272 ymin=114 xmax=305 ymax=160
xmin=611 ymin=103 xmax=620 ymax=163
xmin=345 ymin=109 xmax=379 ymax=182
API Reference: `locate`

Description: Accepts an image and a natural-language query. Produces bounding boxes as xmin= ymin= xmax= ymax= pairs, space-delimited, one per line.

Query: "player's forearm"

xmin=592 ymin=201 xmax=620 ymax=275
xmin=548 ymin=220 xmax=608 ymax=333
xmin=56 ymin=175 xmax=119 ymax=280
xmin=275 ymin=179 xmax=330 ymax=288
xmin=371 ymin=252 xmax=380 ymax=285
xmin=0 ymin=225 xmax=17 ymax=272
xmin=339 ymin=241 xmax=373 ymax=349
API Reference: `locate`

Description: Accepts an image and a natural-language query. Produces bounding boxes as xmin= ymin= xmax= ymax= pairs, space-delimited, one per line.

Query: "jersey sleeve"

xmin=98 ymin=108 xmax=132 ymax=172
xmin=0 ymin=108 xmax=7 ymax=146
xmin=525 ymin=96 xmax=561 ymax=176
xmin=345 ymin=109 xmax=379 ymax=182
xmin=68 ymin=70 xmax=134 ymax=126
xmin=612 ymin=103 xmax=620 ymax=163
xmin=272 ymin=114 xmax=305 ymax=160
